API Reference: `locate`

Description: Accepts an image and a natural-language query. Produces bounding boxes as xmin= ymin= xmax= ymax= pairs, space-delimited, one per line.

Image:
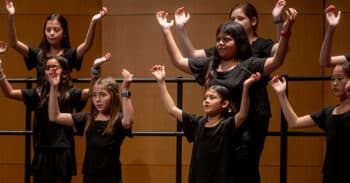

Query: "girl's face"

xmin=45 ymin=58 xmax=62 ymax=80
xmin=92 ymin=85 xmax=112 ymax=114
xmin=230 ymin=8 xmax=256 ymax=35
xmin=45 ymin=20 xmax=64 ymax=47
xmin=216 ymin=32 xmax=236 ymax=60
xmin=331 ymin=65 xmax=349 ymax=98
xmin=202 ymin=88 xmax=228 ymax=116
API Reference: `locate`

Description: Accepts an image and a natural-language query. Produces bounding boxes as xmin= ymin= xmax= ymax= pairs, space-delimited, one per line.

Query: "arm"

xmin=151 ymin=65 xmax=183 ymax=121
xmin=0 ymin=41 xmax=23 ymax=100
xmin=156 ymin=11 xmax=192 ymax=74
xmin=263 ymin=8 xmax=297 ymax=76
xmin=319 ymin=5 xmax=343 ymax=67
xmin=120 ymin=69 xmax=134 ymax=129
xmin=270 ymin=76 xmax=316 ymax=128
xmin=81 ymin=52 xmax=112 ymax=101
xmin=234 ymin=72 xmax=261 ymax=127
xmin=174 ymin=7 xmax=207 ymax=58
xmin=76 ymin=7 xmax=108 ymax=60
xmin=272 ymin=0 xmax=286 ymax=41
xmin=48 ymin=71 xmax=74 ymax=126
xmin=5 ymin=0 xmax=30 ymax=57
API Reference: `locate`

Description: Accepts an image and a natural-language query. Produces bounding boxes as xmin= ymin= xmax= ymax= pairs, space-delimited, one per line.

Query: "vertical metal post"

xmin=176 ymin=77 xmax=183 ymax=183
xmin=280 ymin=75 xmax=288 ymax=183
xmin=25 ymin=80 xmax=33 ymax=183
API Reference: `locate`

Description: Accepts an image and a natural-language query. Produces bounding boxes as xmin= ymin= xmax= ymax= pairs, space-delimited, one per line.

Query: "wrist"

xmin=91 ymin=66 xmax=101 ymax=76
xmin=121 ymin=90 xmax=131 ymax=97
xmin=273 ymin=16 xmax=283 ymax=24
xmin=280 ymin=29 xmax=291 ymax=39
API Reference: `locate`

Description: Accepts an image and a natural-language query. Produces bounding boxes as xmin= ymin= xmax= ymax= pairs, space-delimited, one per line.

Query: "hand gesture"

xmin=92 ymin=6 xmax=108 ymax=21
xmin=281 ymin=8 xmax=297 ymax=34
xmin=156 ymin=11 xmax=174 ymax=29
xmin=270 ymin=75 xmax=287 ymax=95
xmin=175 ymin=7 xmax=190 ymax=27
xmin=325 ymin=4 xmax=341 ymax=27
xmin=272 ymin=0 xmax=286 ymax=18
xmin=121 ymin=69 xmax=133 ymax=90
xmin=5 ymin=0 xmax=15 ymax=15
xmin=48 ymin=70 xmax=60 ymax=88
xmin=151 ymin=65 xmax=166 ymax=82
xmin=243 ymin=72 xmax=261 ymax=88
xmin=0 ymin=41 xmax=8 ymax=54
xmin=93 ymin=52 xmax=111 ymax=68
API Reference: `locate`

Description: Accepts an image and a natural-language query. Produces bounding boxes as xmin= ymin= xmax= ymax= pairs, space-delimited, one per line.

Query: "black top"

xmin=311 ymin=106 xmax=350 ymax=177
xmin=189 ymin=57 xmax=265 ymax=116
xmin=345 ymin=53 xmax=350 ymax=61
xmin=21 ymin=88 xmax=84 ymax=148
xmin=182 ymin=111 xmax=235 ymax=183
xmin=72 ymin=113 xmax=132 ymax=176
xmin=25 ymin=47 xmax=83 ymax=85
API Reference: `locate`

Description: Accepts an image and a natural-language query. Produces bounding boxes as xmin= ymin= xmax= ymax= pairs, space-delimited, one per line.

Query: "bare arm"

xmin=234 ymin=73 xmax=261 ymax=127
xmin=272 ymin=0 xmax=286 ymax=41
xmin=270 ymin=76 xmax=316 ymax=128
xmin=6 ymin=0 xmax=29 ymax=57
xmin=120 ymin=69 xmax=134 ymax=129
xmin=174 ymin=7 xmax=207 ymax=58
xmin=263 ymin=8 xmax=297 ymax=76
xmin=151 ymin=65 xmax=183 ymax=121
xmin=76 ymin=7 xmax=108 ymax=60
xmin=48 ymin=72 xmax=74 ymax=126
xmin=320 ymin=6 xmax=343 ymax=67
xmin=156 ymin=11 xmax=192 ymax=74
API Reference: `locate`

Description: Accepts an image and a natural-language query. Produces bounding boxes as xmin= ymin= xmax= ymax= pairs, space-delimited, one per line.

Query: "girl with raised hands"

xmin=5 ymin=0 xmax=108 ymax=86
xmin=0 ymin=40 xmax=101 ymax=182
xmin=156 ymin=8 xmax=296 ymax=182
xmin=271 ymin=62 xmax=350 ymax=183
xmin=151 ymin=64 xmax=260 ymax=183
xmin=48 ymin=53 xmax=134 ymax=183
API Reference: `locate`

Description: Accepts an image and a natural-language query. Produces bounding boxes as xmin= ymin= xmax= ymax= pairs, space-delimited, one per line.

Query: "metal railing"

xmin=0 ymin=76 xmax=330 ymax=183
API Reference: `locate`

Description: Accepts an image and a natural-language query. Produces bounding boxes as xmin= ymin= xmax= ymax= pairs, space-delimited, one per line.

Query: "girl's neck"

xmin=218 ymin=59 xmax=238 ymax=71
xmin=47 ymin=46 xmax=64 ymax=56
xmin=248 ymin=34 xmax=257 ymax=45
xmin=95 ymin=113 xmax=110 ymax=121
xmin=334 ymin=97 xmax=350 ymax=115
xmin=206 ymin=115 xmax=224 ymax=127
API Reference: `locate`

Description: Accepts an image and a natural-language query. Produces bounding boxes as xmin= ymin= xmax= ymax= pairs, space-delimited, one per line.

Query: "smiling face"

xmin=202 ymin=88 xmax=229 ymax=116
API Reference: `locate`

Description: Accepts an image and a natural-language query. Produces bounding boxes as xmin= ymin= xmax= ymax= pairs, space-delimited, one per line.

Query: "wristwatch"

xmin=121 ymin=91 xmax=131 ymax=97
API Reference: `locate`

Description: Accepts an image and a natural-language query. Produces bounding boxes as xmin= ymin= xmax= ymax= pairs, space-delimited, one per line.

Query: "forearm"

xmin=234 ymin=86 xmax=249 ymax=127
xmin=48 ymin=86 xmax=59 ymax=121
xmin=77 ymin=19 xmax=97 ymax=59
xmin=277 ymin=93 xmax=299 ymax=128
xmin=161 ymin=28 xmax=191 ymax=74
xmin=319 ymin=26 xmax=336 ymax=67
xmin=264 ymin=34 xmax=289 ymax=75
xmin=7 ymin=15 xmax=28 ymax=56
xmin=176 ymin=26 xmax=203 ymax=58
xmin=121 ymin=95 xmax=134 ymax=129
xmin=158 ymin=80 xmax=183 ymax=121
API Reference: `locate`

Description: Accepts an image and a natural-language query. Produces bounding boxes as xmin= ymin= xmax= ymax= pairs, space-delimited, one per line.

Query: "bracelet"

xmin=273 ymin=16 xmax=283 ymax=24
xmin=0 ymin=74 xmax=6 ymax=81
xmin=91 ymin=67 xmax=101 ymax=75
xmin=121 ymin=91 xmax=131 ymax=97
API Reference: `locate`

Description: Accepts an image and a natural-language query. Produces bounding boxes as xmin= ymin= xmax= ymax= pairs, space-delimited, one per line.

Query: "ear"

xmin=221 ymin=100 xmax=230 ymax=109
xmin=250 ymin=16 xmax=257 ymax=27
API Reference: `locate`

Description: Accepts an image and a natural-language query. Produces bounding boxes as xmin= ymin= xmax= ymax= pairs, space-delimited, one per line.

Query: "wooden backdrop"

xmin=0 ymin=0 xmax=349 ymax=182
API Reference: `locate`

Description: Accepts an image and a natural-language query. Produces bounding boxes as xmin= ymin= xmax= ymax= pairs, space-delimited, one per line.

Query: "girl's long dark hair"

xmin=37 ymin=56 xmax=73 ymax=108
xmin=204 ymin=22 xmax=252 ymax=88
xmin=85 ymin=77 xmax=122 ymax=136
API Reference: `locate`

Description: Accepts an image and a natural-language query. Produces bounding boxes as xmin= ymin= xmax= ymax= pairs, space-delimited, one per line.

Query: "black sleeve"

xmin=241 ymin=57 xmax=266 ymax=74
xmin=188 ymin=57 xmax=211 ymax=85
xmin=114 ymin=113 xmax=133 ymax=137
xmin=72 ymin=113 xmax=89 ymax=136
xmin=204 ymin=47 xmax=215 ymax=57
xmin=24 ymin=48 xmax=40 ymax=70
xmin=345 ymin=53 xmax=350 ymax=61
xmin=310 ymin=107 xmax=331 ymax=130
xmin=21 ymin=89 xmax=39 ymax=111
xmin=64 ymin=48 xmax=83 ymax=71
xmin=182 ymin=111 xmax=202 ymax=142
xmin=69 ymin=88 xmax=87 ymax=112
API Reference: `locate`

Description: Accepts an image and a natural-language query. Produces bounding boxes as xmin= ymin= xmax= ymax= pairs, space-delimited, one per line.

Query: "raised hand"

xmin=156 ymin=11 xmax=174 ymax=29
xmin=151 ymin=65 xmax=166 ymax=82
xmin=93 ymin=52 xmax=111 ymax=68
xmin=48 ymin=70 xmax=60 ymax=88
xmin=325 ymin=4 xmax=341 ymax=27
xmin=270 ymin=75 xmax=287 ymax=95
xmin=272 ymin=0 xmax=286 ymax=18
xmin=121 ymin=69 xmax=133 ymax=90
xmin=0 ymin=41 xmax=8 ymax=54
xmin=92 ymin=6 xmax=108 ymax=21
xmin=5 ymin=0 xmax=15 ymax=15
xmin=175 ymin=7 xmax=190 ymax=27
xmin=280 ymin=7 xmax=297 ymax=36
xmin=244 ymin=72 xmax=261 ymax=88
